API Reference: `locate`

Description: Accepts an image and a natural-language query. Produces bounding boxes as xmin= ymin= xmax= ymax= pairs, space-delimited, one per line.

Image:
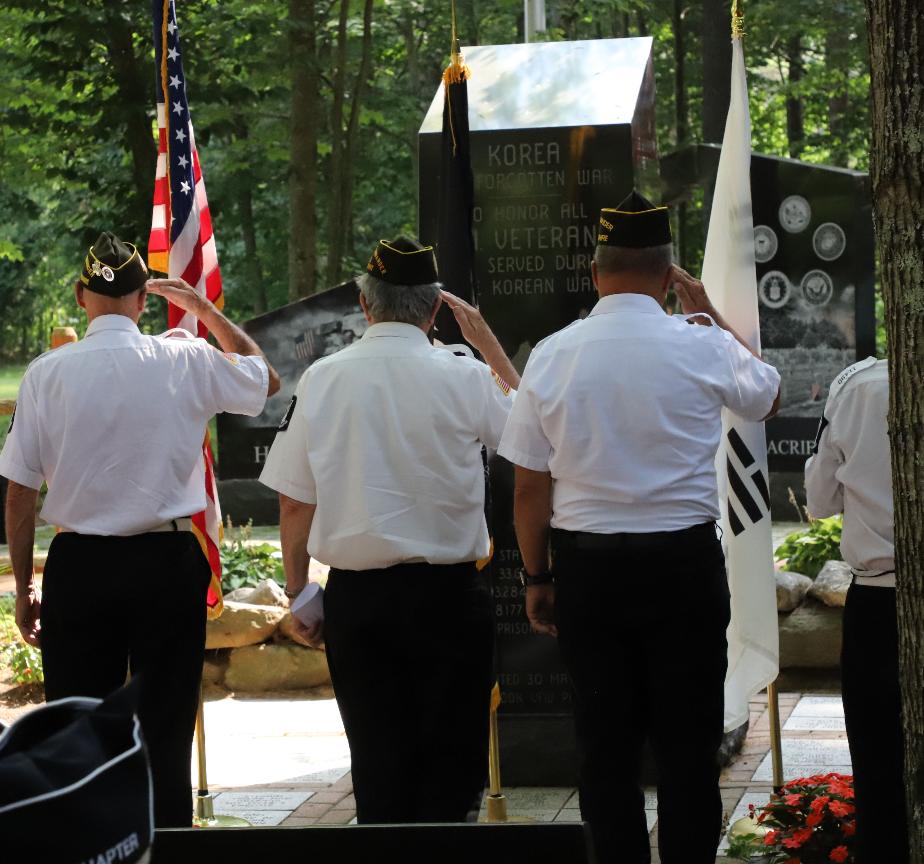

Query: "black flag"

xmin=434 ymin=47 xmax=477 ymax=346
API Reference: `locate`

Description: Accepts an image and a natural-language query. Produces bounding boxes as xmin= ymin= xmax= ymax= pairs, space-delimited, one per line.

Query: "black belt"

xmin=551 ymin=521 xmax=718 ymax=552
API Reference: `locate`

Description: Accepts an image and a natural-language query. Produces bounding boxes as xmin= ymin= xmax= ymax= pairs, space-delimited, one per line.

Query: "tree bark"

xmin=785 ymin=35 xmax=805 ymax=159
xmin=402 ymin=8 xmax=421 ymax=190
xmin=288 ymin=0 xmax=318 ymax=300
xmin=458 ymin=0 xmax=480 ymax=45
xmin=826 ymin=13 xmax=850 ymax=165
xmin=340 ymin=0 xmax=374 ymax=264
xmin=238 ymin=184 xmax=266 ymax=314
xmin=701 ymin=0 xmax=731 ymax=144
xmin=864 ymin=1 xmax=924 ymax=860
xmin=673 ymin=0 xmax=688 ymax=146
xmin=101 ymin=1 xmax=156 ymax=237
xmin=325 ymin=0 xmax=350 ymax=288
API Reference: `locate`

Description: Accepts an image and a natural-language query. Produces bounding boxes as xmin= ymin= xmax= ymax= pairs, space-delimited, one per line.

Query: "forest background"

xmin=0 ymin=0 xmax=876 ymax=362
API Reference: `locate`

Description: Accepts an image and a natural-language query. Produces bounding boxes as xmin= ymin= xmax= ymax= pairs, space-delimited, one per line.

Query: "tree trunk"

xmin=238 ymin=184 xmax=266 ymax=314
xmin=102 ymin=1 xmax=156 ymax=238
xmin=458 ymin=0 xmax=480 ymax=45
xmin=325 ymin=0 xmax=350 ymax=288
xmin=864 ymin=1 xmax=924 ymax=860
xmin=673 ymin=0 xmax=688 ymax=146
xmin=340 ymin=0 xmax=374 ymax=265
xmin=701 ymin=0 xmax=731 ymax=144
xmin=826 ymin=13 xmax=850 ymax=165
xmin=785 ymin=35 xmax=805 ymax=159
xmin=288 ymin=0 xmax=318 ymax=300
xmin=402 ymin=8 xmax=421 ymax=189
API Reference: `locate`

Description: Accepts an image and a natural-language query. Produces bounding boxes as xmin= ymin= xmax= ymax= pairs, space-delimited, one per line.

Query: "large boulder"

xmin=778 ymin=600 xmax=843 ymax=669
xmin=808 ymin=560 xmax=852 ymax=607
xmin=223 ymin=579 xmax=288 ymax=608
xmin=224 ymin=643 xmax=330 ymax=691
xmin=776 ymin=570 xmax=814 ymax=612
xmin=205 ymin=602 xmax=286 ymax=649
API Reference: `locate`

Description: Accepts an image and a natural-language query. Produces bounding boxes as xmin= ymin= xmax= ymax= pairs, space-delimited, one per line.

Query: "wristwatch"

xmin=517 ymin=568 xmax=554 ymax=587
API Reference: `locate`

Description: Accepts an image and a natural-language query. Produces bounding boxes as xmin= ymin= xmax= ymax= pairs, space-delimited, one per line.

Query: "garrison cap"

xmin=80 ymin=232 xmax=149 ymax=297
xmin=597 ymin=190 xmax=672 ymax=248
xmin=366 ymin=236 xmax=439 ymax=287
xmin=0 ymin=680 xmax=153 ymax=862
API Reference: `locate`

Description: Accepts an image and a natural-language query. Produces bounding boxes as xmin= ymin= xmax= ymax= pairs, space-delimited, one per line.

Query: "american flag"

xmin=149 ymin=0 xmax=224 ymax=617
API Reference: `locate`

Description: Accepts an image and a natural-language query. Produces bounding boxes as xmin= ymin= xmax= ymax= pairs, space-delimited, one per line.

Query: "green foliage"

xmin=726 ymin=831 xmax=769 ymax=861
xmin=774 ymin=515 xmax=843 ymax=578
xmin=220 ymin=520 xmax=284 ymax=592
xmin=0 ymin=1 xmax=875 ymax=355
xmin=0 ymin=593 xmax=44 ymax=686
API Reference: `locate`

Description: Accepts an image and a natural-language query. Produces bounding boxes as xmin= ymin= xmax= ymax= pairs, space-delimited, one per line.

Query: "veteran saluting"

xmin=260 ymin=236 xmax=517 ymax=824
xmin=0 ymin=232 xmax=279 ymax=827
xmin=497 ymin=192 xmax=781 ymax=864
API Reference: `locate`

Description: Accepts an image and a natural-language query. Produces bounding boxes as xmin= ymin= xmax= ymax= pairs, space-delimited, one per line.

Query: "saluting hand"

xmin=146 ymin=278 xmax=210 ymax=317
xmin=670 ymin=265 xmax=716 ymax=318
xmin=439 ymin=291 xmax=495 ymax=353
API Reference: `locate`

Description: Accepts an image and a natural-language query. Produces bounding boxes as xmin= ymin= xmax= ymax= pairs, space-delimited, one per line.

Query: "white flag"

xmin=702 ymin=37 xmax=779 ymax=732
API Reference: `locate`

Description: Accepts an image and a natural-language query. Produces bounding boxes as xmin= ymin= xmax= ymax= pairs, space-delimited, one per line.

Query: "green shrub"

xmin=774 ymin=516 xmax=843 ymax=579
xmin=220 ymin=520 xmax=284 ymax=592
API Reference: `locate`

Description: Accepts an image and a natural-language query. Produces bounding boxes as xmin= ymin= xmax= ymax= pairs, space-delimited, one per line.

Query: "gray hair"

xmin=357 ymin=272 xmax=441 ymax=326
xmin=593 ymin=243 xmax=674 ymax=278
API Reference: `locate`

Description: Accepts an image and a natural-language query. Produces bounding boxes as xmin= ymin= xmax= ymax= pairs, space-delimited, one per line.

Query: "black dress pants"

xmin=841 ymin=582 xmax=909 ymax=864
xmin=323 ymin=561 xmax=494 ymax=824
xmin=40 ymin=531 xmax=210 ymax=828
xmin=552 ymin=524 xmax=730 ymax=864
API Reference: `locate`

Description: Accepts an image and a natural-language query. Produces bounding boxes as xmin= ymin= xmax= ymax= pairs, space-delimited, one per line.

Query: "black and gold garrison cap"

xmin=597 ymin=190 xmax=672 ymax=248
xmin=79 ymin=232 xmax=149 ymax=297
xmin=366 ymin=236 xmax=439 ymax=286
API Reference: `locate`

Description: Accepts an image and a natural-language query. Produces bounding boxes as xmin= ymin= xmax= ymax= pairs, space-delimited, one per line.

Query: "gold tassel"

xmin=731 ymin=0 xmax=745 ymax=39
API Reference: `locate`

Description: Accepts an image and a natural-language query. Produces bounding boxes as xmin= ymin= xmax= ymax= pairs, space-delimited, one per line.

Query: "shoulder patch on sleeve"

xmin=828 ymin=356 xmax=878 ymax=403
xmin=223 ymin=352 xmax=240 ymax=366
xmin=491 ymin=369 xmax=512 ymax=396
xmin=278 ymin=395 xmax=297 ymax=431
xmin=811 ymin=415 xmax=829 ymax=455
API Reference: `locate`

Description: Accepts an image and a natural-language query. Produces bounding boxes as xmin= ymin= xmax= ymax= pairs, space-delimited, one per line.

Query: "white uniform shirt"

xmin=0 ymin=314 xmax=268 ymax=535
xmin=805 ymin=358 xmax=894 ymax=587
xmin=259 ymin=321 xmax=515 ymax=570
xmin=497 ymin=293 xmax=780 ymax=533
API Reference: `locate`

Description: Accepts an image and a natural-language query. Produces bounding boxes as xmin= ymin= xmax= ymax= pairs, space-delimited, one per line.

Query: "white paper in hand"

xmin=290 ymin=582 xmax=325 ymax=629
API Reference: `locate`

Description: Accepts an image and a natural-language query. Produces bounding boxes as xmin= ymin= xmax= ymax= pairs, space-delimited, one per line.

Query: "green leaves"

xmin=774 ymin=516 xmax=844 ymax=579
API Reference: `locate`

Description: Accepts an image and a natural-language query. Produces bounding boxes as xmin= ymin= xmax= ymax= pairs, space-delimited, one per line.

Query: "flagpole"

xmin=729 ymin=0 xmax=785 ymax=795
xmin=192 ymin=686 xmax=250 ymax=828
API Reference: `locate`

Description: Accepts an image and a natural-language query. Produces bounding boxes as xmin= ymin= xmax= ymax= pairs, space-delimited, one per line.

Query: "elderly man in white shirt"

xmin=0 ymin=232 xmax=279 ymax=827
xmin=805 ymin=357 xmax=907 ymax=864
xmin=497 ymin=192 xmax=780 ymax=864
xmin=260 ymin=236 xmax=517 ymax=824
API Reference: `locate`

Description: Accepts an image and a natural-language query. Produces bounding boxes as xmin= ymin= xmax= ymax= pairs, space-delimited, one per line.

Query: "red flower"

xmin=782 ymin=828 xmax=814 ymax=849
xmin=830 ymin=845 xmax=849 ymax=862
xmin=764 ymin=830 xmax=779 ymax=846
xmin=784 ymin=793 xmax=803 ymax=806
xmin=785 ymin=859 xmax=802 ymax=864
xmin=809 ymin=795 xmax=830 ymax=813
xmin=806 ymin=811 xmax=823 ymax=828
xmin=828 ymin=781 xmax=855 ymax=799
xmin=842 ymin=820 xmax=856 ymax=837
xmin=829 ymin=799 xmax=855 ymax=818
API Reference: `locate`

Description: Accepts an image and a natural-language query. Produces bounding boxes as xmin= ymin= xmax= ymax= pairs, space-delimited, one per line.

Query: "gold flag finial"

xmin=731 ymin=0 xmax=745 ymax=39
